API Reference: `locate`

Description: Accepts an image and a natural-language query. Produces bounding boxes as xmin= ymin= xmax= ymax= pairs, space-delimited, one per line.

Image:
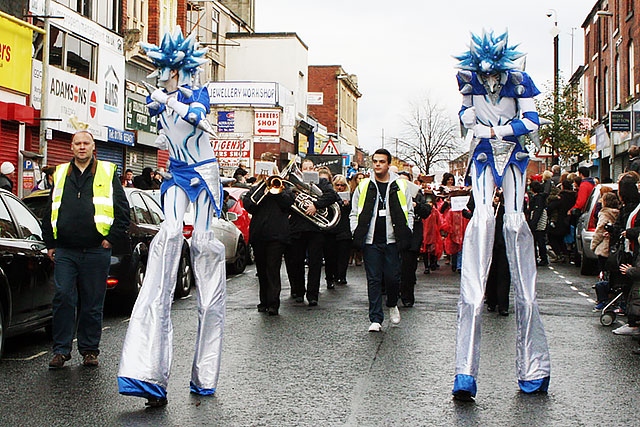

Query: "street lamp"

xmin=547 ymin=9 xmax=560 ymax=165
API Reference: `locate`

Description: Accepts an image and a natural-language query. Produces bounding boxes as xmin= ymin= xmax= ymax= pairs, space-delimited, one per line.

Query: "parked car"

xmin=0 ymin=189 xmax=55 ymax=356
xmin=22 ymin=188 xmax=194 ymax=306
xmin=226 ymin=186 xmax=252 ymax=264
xmin=145 ymin=189 xmax=248 ymax=274
xmin=575 ymin=183 xmax=618 ymax=275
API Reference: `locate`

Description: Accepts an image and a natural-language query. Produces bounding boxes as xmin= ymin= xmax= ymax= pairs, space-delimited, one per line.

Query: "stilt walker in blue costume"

xmin=451 ymin=30 xmax=551 ymax=401
xmin=117 ymin=26 xmax=225 ymax=407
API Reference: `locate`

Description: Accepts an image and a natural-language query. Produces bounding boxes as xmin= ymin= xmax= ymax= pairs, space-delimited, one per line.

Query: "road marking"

xmin=103 ymin=326 xmax=111 ymax=331
xmin=122 ymin=318 xmax=130 ymax=323
xmin=558 ymin=275 xmax=565 ymax=279
xmin=552 ymin=271 xmax=559 ymax=275
xmin=570 ymin=286 xmax=578 ymax=291
xmin=587 ymin=298 xmax=596 ymax=304
xmin=578 ymin=292 xmax=590 ymax=297
xmin=180 ymin=294 xmax=192 ymax=300
xmin=3 ymin=351 xmax=48 ymax=361
xmin=565 ymin=281 xmax=573 ymax=285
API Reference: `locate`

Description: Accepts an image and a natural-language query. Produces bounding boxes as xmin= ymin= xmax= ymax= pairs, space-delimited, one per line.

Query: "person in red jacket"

xmin=568 ymin=166 xmax=596 ymax=215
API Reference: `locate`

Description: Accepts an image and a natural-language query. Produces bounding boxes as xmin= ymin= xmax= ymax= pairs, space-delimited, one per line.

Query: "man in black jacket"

xmin=284 ymin=159 xmax=337 ymax=306
xmin=243 ymin=179 xmax=294 ymax=315
xmin=398 ymin=171 xmax=431 ymax=307
xmin=42 ymin=130 xmax=129 ymax=369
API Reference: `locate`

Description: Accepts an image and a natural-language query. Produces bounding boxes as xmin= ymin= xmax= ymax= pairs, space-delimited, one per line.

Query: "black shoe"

xmin=487 ymin=305 xmax=496 ymax=313
xmin=337 ymin=279 xmax=347 ymax=285
xmin=267 ymin=307 xmax=279 ymax=316
xmin=257 ymin=305 xmax=267 ymax=312
xmin=327 ymin=282 xmax=335 ymax=289
xmin=308 ymin=300 xmax=318 ymax=307
xmin=499 ymin=309 xmax=509 ymax=317
xmin=453 ymin=390 xmax=475 ymax=402
xmin=537 ymin=261 xmax=549 ymax=267
xmin=423 ymin=269 xmax=430 ymax=275
xmin=402 ymin=301 xmax=414 ymax=308
xmin=295 ymin=296 xmax=304 ymax=303
xmin=145 ymin=397 xmax=168 ymax=408
xmin=48 ymin=353 xmax=71 ymax=369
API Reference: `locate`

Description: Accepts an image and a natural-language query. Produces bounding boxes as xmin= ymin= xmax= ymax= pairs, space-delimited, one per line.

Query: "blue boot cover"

xmin=118 ymin=376 xmax=167 ymax=399
xmin=518 ymin=376 xmax=550 ymax=394
xmin=452 ymin=374 xmax=477 ymax=397
xmin=190 ymin=381 xmax=216 ymax=396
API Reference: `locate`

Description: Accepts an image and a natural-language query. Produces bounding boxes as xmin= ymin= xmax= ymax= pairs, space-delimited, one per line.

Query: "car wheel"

xmin=246 ymin=243 xmax=255 ymax=265
xmin=132 ymin=261 xmax=146 ymax=299
xmin=174 ymin=247 xmax=193 ymax=299
xmin=0 ymin=302 xmax=5 ymax=358
xmin=228 ymin=238 xmax=247 ymax=274
xmin=580 ymin=253 xmax=596 ymax=275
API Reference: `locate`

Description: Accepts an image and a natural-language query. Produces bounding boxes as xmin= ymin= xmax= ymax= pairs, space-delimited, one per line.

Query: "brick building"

xmin=582 ymin=0 xmax=640 ymax=179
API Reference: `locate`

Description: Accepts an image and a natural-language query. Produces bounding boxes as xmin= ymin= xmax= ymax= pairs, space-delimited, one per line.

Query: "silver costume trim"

xmin=118 ymin=225 xmax=184 ymax=389
xmin=454 ymin=163 xmax=551 ymax=387
xmin=189 ymin=230 xmax=226 ymax=390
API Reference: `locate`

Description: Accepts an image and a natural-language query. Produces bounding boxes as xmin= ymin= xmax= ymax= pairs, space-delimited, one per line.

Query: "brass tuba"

xmin=249 ymin=157 xmax=341 ymax=229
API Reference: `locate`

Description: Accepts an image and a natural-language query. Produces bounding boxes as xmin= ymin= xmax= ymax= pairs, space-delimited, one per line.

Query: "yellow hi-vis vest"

xmin=51 ymin=160 xmax=117 ymax=239
xmin=356 ymin=177 xmax=408 ymax=221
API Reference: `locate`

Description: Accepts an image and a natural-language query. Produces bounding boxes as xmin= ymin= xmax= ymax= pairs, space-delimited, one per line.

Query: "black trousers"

xmin=485 ymin=247 xmax=511 ymax=310
xmin=285 ymin=231 xmax=325 ymax=301
xmin=534 ymin=230 xmax=548 ymax=263
xmin=400 ymin=249 xmax=418 ymax=304
xmin=323 ymin=234 xmax=351 ymax=284
xmin=254 ymin=240 xmax=286 ymax=310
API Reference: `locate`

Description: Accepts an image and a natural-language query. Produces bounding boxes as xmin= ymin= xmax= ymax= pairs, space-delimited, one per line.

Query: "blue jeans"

xmin=52 ymin=246 xmax=111 ymax=355
xmin=363 ymin=243 xmax=401 ymax=323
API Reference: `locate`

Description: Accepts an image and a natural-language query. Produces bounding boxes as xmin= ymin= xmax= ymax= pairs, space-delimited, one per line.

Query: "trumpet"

xmin=266 ymin=176 xmax=284 ymax=194
xmin=249 ymin=158 xmax=341 ymax=229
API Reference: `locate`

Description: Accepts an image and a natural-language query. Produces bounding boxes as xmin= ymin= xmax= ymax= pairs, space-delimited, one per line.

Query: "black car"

xmin=23 ymin=188 xmax=193 ymax=307
xmin=0 ymin=189 xmax=54 ymax=357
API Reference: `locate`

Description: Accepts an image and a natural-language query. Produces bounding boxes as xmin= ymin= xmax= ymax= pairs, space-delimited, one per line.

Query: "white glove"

xmin=167 ymin=97 xmax=189 ymax=117
xmin=460 ymin=107 xmax=476 ymax=129
xmin=150 ymin=88 xmax=169 ymax=104
xmin=474 ymin=124 xmax=493 ymax=139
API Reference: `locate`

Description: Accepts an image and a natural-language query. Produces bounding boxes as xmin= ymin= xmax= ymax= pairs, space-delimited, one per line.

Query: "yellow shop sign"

xmin=0 ymin=13 xmax=34 ymax=94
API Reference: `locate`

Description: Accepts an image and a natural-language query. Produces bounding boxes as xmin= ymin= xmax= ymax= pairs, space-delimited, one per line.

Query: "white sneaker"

xmin=389 ymin=306 xmax=401 ymax=325
xmin=612 ymin=324 xmax=640 ymax=336
xmin=368 ymin=322 xmax=382 ymax=332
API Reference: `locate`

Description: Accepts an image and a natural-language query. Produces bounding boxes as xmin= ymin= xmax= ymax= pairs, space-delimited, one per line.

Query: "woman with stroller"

xmin=591 ymin=192 xmax=620 ymax=310
xmin=609 ymin=173 xmax=640 ymax=336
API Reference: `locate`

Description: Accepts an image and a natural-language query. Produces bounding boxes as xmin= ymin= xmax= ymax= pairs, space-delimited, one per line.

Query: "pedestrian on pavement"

xmin=122 ymin=168 xmax=135 ymax=187
xmin=350 ymin=148 xmax=414 ymax=332
xmin=284 ymin=158 xmax=336 ymax=306
xmin=546 ymin=179 xmax=576 ymax=263
xmin=243 ymin=169 xmax=295 ymax=316
xmin=133 ymin=166 xmax=158 ymax=190
xmin=527 ymin=180 xmax=549 ymax=266
xmin=0 ymin=161 xmax=15 ymax=192
xmin=42 ymin=129 xmax=130 ymax=369
xmin=627 ymin=145 xmax=640 ymax=173
xmin=398 ymin=171 xmax=431 ymax=307
xmin=568 ymin=166 xmax=596 ymax=216
xmin=323 ymin=173 xmax=352 ymax=288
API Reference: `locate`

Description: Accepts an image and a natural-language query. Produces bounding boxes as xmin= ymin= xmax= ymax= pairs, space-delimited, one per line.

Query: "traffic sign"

xmin=320 ymin=139 xmax=340 ymax=155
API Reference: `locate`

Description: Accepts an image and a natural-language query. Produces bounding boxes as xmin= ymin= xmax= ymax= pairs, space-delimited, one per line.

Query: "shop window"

xmin=33 ymin=23 xmax=96 ymax=82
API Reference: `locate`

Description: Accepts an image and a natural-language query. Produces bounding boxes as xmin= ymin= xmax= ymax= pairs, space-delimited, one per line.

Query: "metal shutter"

xmin=125 ymin=145 xmax=158 ymax=174
xmin=96 ymin=142 xmax=125 ymax=176
xmin=45 ymin=132 xmax=73 ymax=167
xmin=0 ymin=121 xmax=19 ymax=194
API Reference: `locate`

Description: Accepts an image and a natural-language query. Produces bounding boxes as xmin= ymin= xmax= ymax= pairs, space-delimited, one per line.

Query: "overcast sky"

xmin=255 ymin=0 xmax=596 ymax=155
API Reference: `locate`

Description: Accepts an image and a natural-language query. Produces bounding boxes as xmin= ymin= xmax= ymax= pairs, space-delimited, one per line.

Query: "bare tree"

xmin=398 ymin=98 xmax=460 ymax=174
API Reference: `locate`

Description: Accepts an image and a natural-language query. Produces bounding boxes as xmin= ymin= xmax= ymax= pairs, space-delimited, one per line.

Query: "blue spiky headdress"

xmin=454 ymin=30 xmax=525 ymax=74
xmin=139 ymin=26 xmax=208 ymax=87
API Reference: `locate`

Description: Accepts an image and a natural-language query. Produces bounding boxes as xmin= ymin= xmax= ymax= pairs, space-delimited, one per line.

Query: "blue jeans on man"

xmin=52 ymin=246 xmax=111 ymax=356
xmin=363 ymin=243 xmax=401 ymax=323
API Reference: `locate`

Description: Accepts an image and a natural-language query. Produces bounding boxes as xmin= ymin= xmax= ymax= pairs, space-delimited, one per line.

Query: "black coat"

xmin=546 ymin=190 xmax=576 ymax=236
xmin=243 ymin=184 xmax=295 ymax=244
xmin=42 ymin=159 xmax=130 ymax=249
xmin=289 ymin=178 xmax=338 ymax=235
xmin=408 ymin=190 xmax=432 ymax=252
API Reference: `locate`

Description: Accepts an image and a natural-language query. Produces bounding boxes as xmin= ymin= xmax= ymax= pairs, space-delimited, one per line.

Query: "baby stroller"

xmin=598 ymin=232 xmax=631 ymax=326
xmin=597 ymin=278 xmax=626 ymax=326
